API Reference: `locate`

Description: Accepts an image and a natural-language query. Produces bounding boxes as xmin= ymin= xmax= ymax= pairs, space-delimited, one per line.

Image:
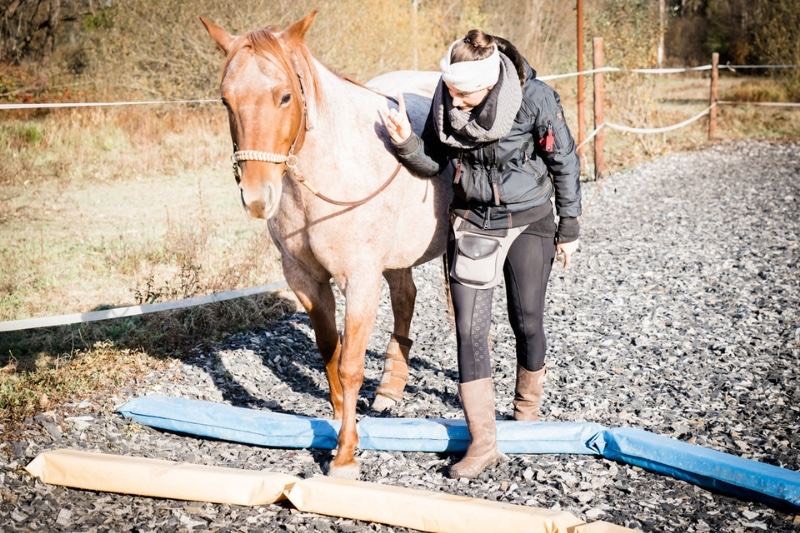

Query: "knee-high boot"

xmin=513 ymin=366 xmax=546 ymax=421
xmin=449 ymin=378 xmax=505 ymax=479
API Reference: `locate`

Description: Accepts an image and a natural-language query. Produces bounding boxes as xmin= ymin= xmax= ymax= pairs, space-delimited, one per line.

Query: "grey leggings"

xmin=449 ymin=231 xmax=556 ymax=383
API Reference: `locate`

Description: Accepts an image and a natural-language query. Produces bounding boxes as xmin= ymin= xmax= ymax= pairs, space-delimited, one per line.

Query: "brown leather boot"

xmin=449 ymin=378 xmax=505 ymax=479
xmin=513 ymin=366 xmax=546 ymax=421
xmin=372 ymin=334 xmax=413 ymax=411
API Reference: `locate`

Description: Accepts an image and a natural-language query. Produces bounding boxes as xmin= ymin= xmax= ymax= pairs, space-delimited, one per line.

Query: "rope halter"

xmin=231 ymin=150 xmax=300 ymax=183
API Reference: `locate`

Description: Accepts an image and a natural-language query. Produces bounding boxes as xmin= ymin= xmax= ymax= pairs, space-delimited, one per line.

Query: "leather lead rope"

xmin=289 ymin=162 xmax=403 ymax=208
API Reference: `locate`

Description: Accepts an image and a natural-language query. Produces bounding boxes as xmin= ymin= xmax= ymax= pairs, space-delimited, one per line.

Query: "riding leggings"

xmin=449 ymin=231 xmax=556 ymax=384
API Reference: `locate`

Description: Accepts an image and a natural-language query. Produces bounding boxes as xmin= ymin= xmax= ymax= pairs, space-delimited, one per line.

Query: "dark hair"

xmin=450 ymin=29 xmax=495 ymax=63
xmin=450 ymin=29 xmax=528 ymax=85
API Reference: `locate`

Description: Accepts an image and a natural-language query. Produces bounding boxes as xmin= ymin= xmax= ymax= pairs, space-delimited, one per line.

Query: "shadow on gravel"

xmin=187 ymin=310 xmax=463 ymax=417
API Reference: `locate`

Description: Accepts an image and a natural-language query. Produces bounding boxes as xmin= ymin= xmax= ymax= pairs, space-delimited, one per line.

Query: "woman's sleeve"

xmin=392 ymin=110 xmax=450 ymax=178
xmin=532 ymin=87 xmax=582 ymax=242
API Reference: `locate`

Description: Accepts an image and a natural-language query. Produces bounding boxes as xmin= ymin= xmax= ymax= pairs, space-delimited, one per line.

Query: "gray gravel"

xmin=2 ymin=140 xmax=799 ymax=532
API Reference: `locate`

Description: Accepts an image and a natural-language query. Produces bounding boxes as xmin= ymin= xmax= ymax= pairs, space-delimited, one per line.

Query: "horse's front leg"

xmin=328 ymin=273 xmax=382 ymax=479
xmin=280 ymin=254 xmax=344 ymax=418
xmin=372 ymin=268 xmax=417 ymax=411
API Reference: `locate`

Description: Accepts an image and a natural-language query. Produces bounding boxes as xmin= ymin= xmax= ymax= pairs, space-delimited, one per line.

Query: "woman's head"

xmin=440 ymin=30 xmax=500 ymax=109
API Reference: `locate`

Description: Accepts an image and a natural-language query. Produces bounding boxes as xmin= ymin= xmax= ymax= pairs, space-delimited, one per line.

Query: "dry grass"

xmin=0 ymin=342 xmax=161 ymax=430
xmin=0 ymin=291 xmax=297 ymax=430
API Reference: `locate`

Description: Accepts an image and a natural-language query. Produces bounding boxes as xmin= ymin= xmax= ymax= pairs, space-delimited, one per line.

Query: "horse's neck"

xmin=300 ymin=62 xmax=394 ymax=177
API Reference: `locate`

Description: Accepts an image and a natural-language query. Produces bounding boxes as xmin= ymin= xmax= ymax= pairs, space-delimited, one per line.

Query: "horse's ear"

xmin=200 ymin=16 xmax=235 ymax=54
xmin=283 ymin=10 xmax=317 ymax=42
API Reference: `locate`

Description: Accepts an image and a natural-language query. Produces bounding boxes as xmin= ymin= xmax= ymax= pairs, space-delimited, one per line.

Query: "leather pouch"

xmin=450 ymin=217 xmax=525 ymax=289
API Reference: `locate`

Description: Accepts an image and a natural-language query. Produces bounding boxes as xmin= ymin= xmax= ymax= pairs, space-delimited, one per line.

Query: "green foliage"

xmin=20 ymin=124 xmax=43 ymax=144
xmin=1 ymin=123 xmax=44 ymax=146
xmin=587 ymin=0 xmax=660 ymax=68
xmin=82 ymin=9 xmax=114 ymax=31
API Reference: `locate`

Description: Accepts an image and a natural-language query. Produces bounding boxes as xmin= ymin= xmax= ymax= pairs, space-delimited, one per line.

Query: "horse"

xmin=201 ymin=12 xmax=452 ymax=478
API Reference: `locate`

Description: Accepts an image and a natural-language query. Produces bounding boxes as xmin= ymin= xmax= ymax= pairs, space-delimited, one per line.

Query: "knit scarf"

xmin=431 ymin=53 xmax=522 ymax=150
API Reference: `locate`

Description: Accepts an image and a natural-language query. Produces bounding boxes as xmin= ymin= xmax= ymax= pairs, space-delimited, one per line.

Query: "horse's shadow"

xmin=188 ymin=310 xmax=461 ymax=419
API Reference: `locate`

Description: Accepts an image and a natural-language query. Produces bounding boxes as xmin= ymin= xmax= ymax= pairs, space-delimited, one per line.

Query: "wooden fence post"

xmin=576 ymin=0 xmax=587 ymax=174
xmin=708 ymin=52 xmax=719 ymax=140
xmin=592 ymin=37 xmax=606 ymax=181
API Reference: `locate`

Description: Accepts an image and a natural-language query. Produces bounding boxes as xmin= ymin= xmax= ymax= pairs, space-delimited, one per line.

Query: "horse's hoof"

xmin=328 ymin=461 xmax=361 ymax=480
xmin=371 ymin=393 xmax=398 ymax=412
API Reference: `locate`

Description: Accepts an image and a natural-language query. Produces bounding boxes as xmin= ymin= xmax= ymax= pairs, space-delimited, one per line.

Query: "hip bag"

xmin=449 ymin=215 xmax=526 ymax=289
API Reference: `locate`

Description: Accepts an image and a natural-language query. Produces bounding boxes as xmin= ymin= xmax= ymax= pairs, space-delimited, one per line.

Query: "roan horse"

xmin=201 ymin=12 xmax=451 ymax=478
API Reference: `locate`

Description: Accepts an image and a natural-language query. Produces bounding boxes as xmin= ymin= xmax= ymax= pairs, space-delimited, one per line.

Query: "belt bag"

xmin=449 ymin=216 xmax=526 ymax=289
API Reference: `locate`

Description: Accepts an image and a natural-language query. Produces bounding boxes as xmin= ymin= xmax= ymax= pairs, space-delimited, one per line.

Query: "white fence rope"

xmin=628 ymin=65 xmax=711 ymax=73
xmin=605 ymin=105 xmax=715 ymax=135
xmin=1 ymin=63 xmax=797 ymax=110
xmin=723 ymin=64 xmax=799 ymax=70
xmin=576 ymin=124 xmax=605 ymax=150
xmin=538 ymin=66 xmax=621 ymax=81
xmin=718 ymin=100 xmax=800 ymax=108
xmin=0 ymin=98 xmax=218 ymax=110
xmin=0 ymin=280 xmax=289 ymax=333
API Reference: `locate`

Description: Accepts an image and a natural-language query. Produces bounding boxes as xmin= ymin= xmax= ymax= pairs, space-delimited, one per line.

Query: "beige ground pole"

xmin=26 ymin=450 xmax=637 ymax=532
xmin=286 ymin=476 xmax=585 ymax=533
xmin=25 ymin=449 xmax=296 ymax=506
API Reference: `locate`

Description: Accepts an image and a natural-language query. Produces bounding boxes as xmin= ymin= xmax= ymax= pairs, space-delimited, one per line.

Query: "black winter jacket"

xmin=393 ymin=62 xmax=581 ymax=238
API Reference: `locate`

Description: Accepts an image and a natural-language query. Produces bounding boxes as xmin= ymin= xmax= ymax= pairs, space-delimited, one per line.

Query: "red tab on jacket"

xmin=541 ymin=121 xmax=556 ymax=152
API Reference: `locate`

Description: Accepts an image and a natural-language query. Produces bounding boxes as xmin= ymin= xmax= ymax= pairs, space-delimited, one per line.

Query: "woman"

xmin=382 ymin=30 xmax=581 ymax=479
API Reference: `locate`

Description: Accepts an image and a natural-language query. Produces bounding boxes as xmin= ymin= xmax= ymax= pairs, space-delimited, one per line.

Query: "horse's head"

xmin=201 ymin=12 xmax=319 ymax=220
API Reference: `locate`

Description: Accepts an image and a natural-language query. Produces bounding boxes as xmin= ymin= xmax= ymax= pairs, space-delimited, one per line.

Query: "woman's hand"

xmin=555 ymin=239 xmax=579 ymax=269
xmin=380 ymin=94 xmax=412 ymax=144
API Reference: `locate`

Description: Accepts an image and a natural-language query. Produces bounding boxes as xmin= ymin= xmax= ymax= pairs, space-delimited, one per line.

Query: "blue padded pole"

xmin=597 ymin=428 xmax=800 ymax=510
xmin=117 ymin=395 xmax=800 ymax=510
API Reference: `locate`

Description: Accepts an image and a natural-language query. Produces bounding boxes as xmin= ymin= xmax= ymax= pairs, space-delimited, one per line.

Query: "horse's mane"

xmin=223 ymin=26 xmax=323 ymax=106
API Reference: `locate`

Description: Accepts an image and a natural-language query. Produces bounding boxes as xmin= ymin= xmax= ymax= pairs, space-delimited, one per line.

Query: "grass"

xmin=0 ymin=292 xmax=297 ymax=430
xmin=1 ymin=72 xmax=798 ymax=433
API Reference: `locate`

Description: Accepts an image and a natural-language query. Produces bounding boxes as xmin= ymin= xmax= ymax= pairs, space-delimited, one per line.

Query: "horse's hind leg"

xmin=282 ymin=257 xmax=344 ymax=418
xmin=372 ymin=268 xmax=417 ymax=412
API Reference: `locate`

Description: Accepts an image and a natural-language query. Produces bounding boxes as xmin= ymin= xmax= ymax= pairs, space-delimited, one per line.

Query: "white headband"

xmin=439 ymin=39 xmax=500 ymax=93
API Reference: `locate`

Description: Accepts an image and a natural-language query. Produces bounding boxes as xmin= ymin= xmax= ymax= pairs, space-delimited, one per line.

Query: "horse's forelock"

xmin=221 ymin=27 xmax=321 ymax=107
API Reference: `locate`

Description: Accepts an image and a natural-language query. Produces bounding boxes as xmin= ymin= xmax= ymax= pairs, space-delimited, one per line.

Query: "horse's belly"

xmin=382 ymin=178 xmax=451 ymax=269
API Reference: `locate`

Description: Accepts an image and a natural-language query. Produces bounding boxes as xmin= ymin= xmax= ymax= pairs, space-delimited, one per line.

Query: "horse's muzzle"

xmin=241 ymin=183 xmax=279 ymax=220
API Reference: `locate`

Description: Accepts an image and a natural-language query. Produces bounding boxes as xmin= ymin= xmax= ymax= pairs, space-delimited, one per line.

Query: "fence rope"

xmin=576 ymin=124 xmax=605 ymax=150
xmin=0 ymin=280 xmax=289 ymax=332
xmin=1 ymin=63 xmax=797 ymax=109
xmin=723 ymin=64 xmax=799 ymax=70
xmin=718 ymin=100 xmax=800 ymax=108
xmin=0 ymin=98 xmax=218 ymax=110
xmin=538 ymin=66 xmax=621 ymax=81
xmin=605 ymin=104 xmax=715 ymax=135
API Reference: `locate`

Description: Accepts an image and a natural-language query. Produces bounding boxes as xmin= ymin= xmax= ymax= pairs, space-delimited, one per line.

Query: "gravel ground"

xmin=2 ymin=140 xmax=799 ymax=532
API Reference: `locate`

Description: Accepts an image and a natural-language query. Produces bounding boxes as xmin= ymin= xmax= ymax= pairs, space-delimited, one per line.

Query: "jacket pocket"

xmin=458 ymin=165 xmax=494 ymax=204
xmin=499 ymin=158 xmax=547 ymax=205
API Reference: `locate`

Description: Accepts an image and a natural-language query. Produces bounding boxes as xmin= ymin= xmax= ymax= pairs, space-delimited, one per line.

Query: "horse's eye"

xmin=280 ymin=93 xmax=292 ymax=107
